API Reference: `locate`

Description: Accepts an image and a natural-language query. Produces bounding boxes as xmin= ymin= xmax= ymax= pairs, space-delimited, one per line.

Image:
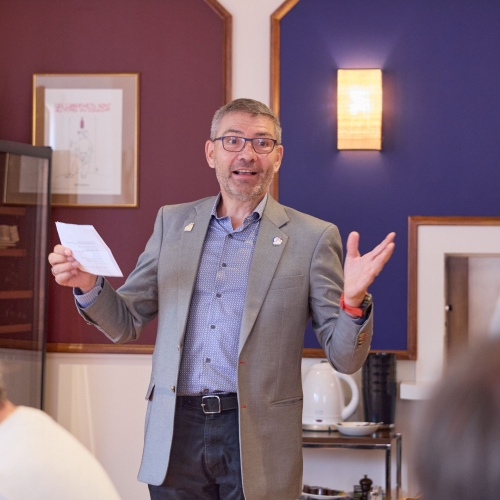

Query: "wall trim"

xmin=47 ymin=343 xmax=154 ymax=354
xmin=268 ymin=0 xmax=301 ymax=200
xmin=204 ymin=0 xmax=232 ymax=104
xmin=42 ymin=344 xmax=412 ymax=358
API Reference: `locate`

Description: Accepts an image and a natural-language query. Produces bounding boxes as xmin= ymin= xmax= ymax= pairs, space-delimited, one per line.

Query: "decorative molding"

xmin=302 ymin=348 xmax=325 ymax=358
xmin=408 ymin=216 xmax=500 ymax=362
xmin=43 ymin=345 xmax=410 ymax=359
xmin=204 ymin=0 xmax=232 ymax=104
xmin=303 ymin=347 xmax=411 ymax=360
xmin=269 ymin=0 xmax=300 ymax=200
xmin=47 ymin=343 xmax=154 ymax=355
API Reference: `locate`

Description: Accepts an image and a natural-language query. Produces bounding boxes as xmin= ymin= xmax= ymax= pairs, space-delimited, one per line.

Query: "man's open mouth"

xmin=233 ymin=170 xmax=257 ymax=175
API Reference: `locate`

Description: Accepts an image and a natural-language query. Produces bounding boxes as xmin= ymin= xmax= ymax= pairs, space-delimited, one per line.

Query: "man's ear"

xmin=205 ymin=140 xmax=215 ymax=169
xmin=273 ymin=144 xmax=284 ymax=173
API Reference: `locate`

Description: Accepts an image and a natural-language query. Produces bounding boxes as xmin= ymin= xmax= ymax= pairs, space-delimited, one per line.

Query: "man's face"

xmin=205 ymin=112 xmax=283 ymax=203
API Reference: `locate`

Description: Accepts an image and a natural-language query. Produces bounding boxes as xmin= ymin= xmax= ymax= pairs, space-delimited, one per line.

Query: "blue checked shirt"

xmin=75 ymin=194 xmax=267 ymax=396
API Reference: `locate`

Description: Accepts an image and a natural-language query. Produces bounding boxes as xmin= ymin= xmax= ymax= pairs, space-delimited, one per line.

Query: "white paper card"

xmin=55 ymin=222 xmax=123 ymax=277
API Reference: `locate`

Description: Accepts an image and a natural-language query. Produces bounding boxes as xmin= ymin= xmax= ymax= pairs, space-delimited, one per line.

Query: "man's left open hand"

xmin=343 ymin=231 xmax=396 ymax=307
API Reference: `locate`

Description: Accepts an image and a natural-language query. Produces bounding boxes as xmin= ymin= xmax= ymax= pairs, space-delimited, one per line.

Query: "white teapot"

xmin=302 ymin=361 xmax=359 ymax=431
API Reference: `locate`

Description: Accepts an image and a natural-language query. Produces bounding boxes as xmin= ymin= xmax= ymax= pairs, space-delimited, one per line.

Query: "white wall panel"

xmin=45 ymin=353 xmax=152 ymax=500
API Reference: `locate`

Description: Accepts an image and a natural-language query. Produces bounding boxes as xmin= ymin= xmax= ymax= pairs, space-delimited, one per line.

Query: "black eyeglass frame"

xmin=213 ymin=136 xmax=279 ymax=154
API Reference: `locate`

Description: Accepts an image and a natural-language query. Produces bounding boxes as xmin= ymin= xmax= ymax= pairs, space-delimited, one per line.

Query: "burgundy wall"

xmin=0 ymin=0 xmax=224 ymax=345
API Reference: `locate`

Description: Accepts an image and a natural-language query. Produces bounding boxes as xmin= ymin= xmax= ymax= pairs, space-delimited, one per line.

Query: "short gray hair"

xmin=210 ymin=98 xmax=282 ymax=144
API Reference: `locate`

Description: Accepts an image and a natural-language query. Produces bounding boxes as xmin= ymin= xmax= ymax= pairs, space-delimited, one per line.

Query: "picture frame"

xmin=33 ymin=73 xmax=139 ymax=207
xmin=408 ymin=216 xmax=500 ymax=383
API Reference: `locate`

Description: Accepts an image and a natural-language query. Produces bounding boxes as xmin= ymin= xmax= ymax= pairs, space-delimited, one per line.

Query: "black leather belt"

xmin=179 ymin=393 xmax=238 ymax=414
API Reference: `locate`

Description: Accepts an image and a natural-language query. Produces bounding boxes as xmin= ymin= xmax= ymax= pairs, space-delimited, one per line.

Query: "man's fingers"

xmin=346 ymin=231 xmax=360 ymax=257
xmin=54 ymin=269 xmax=76 ymax=285
xmin=371 ymin=242 xmax=395 ymax=274
xmin=48 ymin=245 xmax=75 ymax=266
xmin=48 ymin=253 xmax=75 ymax=266
xmin=370 ymin=232 xmax=396 ymax=259
xmin=53 ymin=244 xmax=73 ymax=256
xmin=52 ymin=260 xmax=78 ymax=275
xmin=49 ymin=253 xmax=66 ymax=266
xmin=376 ymin=240 xmax=395 ymax=262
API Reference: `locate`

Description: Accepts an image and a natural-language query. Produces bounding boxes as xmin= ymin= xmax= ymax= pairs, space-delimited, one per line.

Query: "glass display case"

xmin=0 ymin=139 xmax=51 ymax=409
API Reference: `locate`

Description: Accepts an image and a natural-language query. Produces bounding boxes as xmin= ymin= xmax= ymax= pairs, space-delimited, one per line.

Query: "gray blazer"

xmin=78 ymin=195 xmax=373 ymax=500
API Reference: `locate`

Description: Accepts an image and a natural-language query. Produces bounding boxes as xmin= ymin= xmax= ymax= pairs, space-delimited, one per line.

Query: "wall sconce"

xmin=337 ymin=69 xmax=382 ymax=150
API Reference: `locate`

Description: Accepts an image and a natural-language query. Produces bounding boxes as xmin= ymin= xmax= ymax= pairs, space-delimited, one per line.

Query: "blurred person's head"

xmin=0 ymin=364 xmax=15 ymax=422
xmin=0 ymin=368 xmax=5 ymax=405
xmin=414 ymin=337 xmax=500 ymax=500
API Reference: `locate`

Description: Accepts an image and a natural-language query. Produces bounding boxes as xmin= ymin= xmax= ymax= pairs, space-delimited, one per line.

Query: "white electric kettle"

xmin=302 ymin=361 xmax=359 ymax=431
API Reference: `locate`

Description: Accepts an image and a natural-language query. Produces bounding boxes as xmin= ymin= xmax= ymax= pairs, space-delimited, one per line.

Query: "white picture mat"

xmin=44 ymin=88 xmax=123 ymax=196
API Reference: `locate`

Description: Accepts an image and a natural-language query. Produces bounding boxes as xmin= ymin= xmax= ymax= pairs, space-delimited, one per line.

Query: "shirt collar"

xmin=211 ymin=193 xmax=268 ymax=221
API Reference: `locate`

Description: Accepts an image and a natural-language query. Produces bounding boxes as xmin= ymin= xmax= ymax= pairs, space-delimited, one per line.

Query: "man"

xmin=49 ymin=99 xmax=395 ymax=499
xmin=0 ymin=369 xmax=121 ymax=500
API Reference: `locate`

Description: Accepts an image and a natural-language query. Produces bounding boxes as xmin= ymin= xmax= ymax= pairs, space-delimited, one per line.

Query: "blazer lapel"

xmin=239 ymin=196 xmax=290 ymax=354
xmin=177 ymin=197 xmax=215 ymax=340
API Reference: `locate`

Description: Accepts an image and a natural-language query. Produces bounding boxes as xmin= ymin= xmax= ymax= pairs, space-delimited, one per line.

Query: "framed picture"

xmin=408 ymin=216 xmax=500 ymax=384
xmin=33 ymin=73 xmax=139 ymax=207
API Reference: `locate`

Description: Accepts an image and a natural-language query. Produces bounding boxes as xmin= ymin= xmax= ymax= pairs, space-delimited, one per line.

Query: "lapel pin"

xmin=184 ymin=223 xmax=195 ymax=232
xmin=272 ymin=236 xmax=283 ymax=246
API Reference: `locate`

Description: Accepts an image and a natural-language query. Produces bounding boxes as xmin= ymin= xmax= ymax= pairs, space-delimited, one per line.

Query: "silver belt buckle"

xmin=201 ymin=395 xmax=221 ymax=414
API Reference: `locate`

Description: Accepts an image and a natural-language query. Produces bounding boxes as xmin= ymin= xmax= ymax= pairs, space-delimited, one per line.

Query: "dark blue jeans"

xmin=148 ymin=397 xmax=244 ymax=500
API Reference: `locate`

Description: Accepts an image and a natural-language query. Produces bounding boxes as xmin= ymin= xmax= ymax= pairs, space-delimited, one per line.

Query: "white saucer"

xmin=336 ymin=422 xmax=379 ymax=436
xmin=301 ymin=492 xmax=348 ymax=499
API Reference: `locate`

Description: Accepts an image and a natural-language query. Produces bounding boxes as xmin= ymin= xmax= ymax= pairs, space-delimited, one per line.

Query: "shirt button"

xmin=210 ymin=325 xmax=215 ymax=329
xmin=206 ymin=358 xmax=211 ymax=363
xmin=228 ymin=234 xmax=233 ymax=238
xmin=170 ymin=385 xmax=175 ymax=393
xmin=216 ymin=293 xmax=221 ymax=298
xmin=203 ymin=388 xmax=209 ymax=394
xmin=222 ymin=263 xmax=227 ymax=267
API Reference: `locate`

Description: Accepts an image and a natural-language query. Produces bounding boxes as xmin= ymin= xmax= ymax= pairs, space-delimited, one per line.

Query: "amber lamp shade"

xmin=337 ymin=69 xmax=382 ymax=150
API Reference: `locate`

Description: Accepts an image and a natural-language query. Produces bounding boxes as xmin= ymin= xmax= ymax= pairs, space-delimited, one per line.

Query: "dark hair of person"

xmin=414 ymin=336 xmax=500 ymax=500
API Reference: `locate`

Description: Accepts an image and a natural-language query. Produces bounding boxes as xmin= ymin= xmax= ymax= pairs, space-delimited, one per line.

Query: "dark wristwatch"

xmin=340 ymin=293 xmax=372 ymax=317
xmin=359 ymin=293 xmax=373 ymax=315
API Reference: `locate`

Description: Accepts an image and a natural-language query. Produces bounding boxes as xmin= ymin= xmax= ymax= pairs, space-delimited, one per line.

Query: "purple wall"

xmin=280 ymin=0 xmax=500 ymax=351
xmin=0 ymin=0 xmax=224 ymax=345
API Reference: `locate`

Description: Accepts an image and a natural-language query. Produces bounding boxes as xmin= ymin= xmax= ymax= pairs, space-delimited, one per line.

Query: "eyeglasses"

xmin=214 ymin=136 xmax=278 ymax=154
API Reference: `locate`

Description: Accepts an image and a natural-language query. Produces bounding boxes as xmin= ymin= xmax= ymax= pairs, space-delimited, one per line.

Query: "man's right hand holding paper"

xmin=48 ymin=245 xmax=97 ymax=293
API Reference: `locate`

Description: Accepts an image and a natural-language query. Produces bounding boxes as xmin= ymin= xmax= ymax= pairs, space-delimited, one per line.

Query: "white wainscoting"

xmin=45 ymin=352 xmax=152 ymax=500
xmin=44 ymin=353 xmax=418 ymax=499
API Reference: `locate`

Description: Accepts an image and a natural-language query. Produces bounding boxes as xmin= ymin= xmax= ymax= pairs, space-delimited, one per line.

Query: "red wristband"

xmin=340 ymin=293 xmax=363 ymax=317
